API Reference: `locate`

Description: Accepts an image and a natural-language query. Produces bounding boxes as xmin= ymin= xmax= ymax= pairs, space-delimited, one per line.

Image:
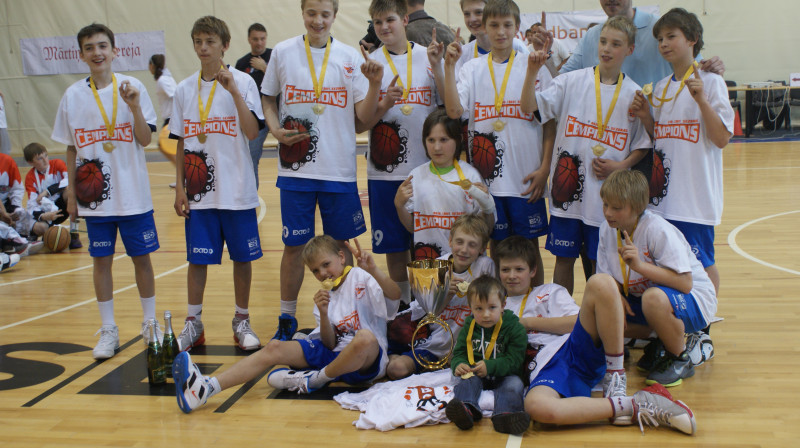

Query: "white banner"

xmin=520 ymin=6 xmax=660 ymax=53
xmin=20 ymin=31 xmax=165 ymax=76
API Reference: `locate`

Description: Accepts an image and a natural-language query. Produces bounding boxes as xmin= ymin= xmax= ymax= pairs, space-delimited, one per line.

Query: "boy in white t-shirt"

xmin=360 ymin=0 xmax=445 ymax=304
xmin=52 ymin=23 xmax=159 ymax=360
xmin=173 ymin=235 xmax=401 ymax=413
xmin=171 ymin=16 xmax=265 ymax=352
xmin=386 ymin=213 xmax=495 ymax=379
xmin=521 ymin=16 xmax=651 ymax=295
xmin=596 ymin=170 xmax=716 ymax=387
xmin=261 ymin=0 xmax=384 ymax=341
xmin=444 ymin=0 xmax=553 ymax=286
xmin=454 ymin=0 xmax=529 ymax=75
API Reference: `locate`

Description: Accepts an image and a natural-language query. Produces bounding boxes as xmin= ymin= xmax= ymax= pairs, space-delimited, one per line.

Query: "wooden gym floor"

xmin=1 ymin=140 xmax=799 ymax=447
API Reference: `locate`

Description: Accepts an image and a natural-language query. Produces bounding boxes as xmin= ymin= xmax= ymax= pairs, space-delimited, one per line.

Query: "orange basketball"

xmin=75 ymin=162 xmax=105 ymax=204
xmin=184 ymin=152 xmax=208 ymax=197
xmin=552 ymin=155 xmax=580 ymax=204
xmin=43 ymin=226 xmax=70 ymax=253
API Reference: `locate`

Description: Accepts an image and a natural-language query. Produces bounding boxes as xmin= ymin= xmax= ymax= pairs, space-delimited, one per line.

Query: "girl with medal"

xmin=446 ymin=275 xmax=530 ymax=434
xmin=394 ymin=109 xmax=495 ymax=260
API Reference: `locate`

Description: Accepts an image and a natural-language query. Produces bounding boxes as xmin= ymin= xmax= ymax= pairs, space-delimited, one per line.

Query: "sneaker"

xmin=69 ymin=232 xmax=83 ymax=249
xmin=267 ymin=368 xmax=316 ymax=394
xmin=177 ymin=317 xmax=205 ymax=352
xmin=173 ymin=351 xmax=209 ymax=413
xmin=686 ymin=332 xmax=714 ymax=366
xmin=232 ymin=315 xmax=261 ymax=350
xmin=0 ymin=253 xmax=20 ymax=273
xmin=646 ymin=350 xmax=695 ymax=387
xmin=637 ymin=338 xmax=665 ymax=373
xmin=632 ymin=384 xmax=696 ymax=435
xmin=272 ymin=313 xmax=298 ymax=341
xmin=142 ymin=320 xmax=164 ymax=346
xmin=92 ymin=324 xmax=120 ymax=359
xmin=602 ymin=371 xmax=630 ymax=425
xmin=445 ymin=398 xmax=475 ymax=430
xmin=491 ymin=411 xmax=531 ymax=434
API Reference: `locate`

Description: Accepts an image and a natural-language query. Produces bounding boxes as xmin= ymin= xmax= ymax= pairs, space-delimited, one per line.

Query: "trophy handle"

xmin=411 ymin=312 xmax=454 ymax=371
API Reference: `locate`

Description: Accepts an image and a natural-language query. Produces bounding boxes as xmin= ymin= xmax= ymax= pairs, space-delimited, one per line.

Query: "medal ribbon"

xmin=382 ymin=41 xmax=412 ymax=101
xmin=304 ymin=35 xmax=332 ymax=105
xmin=646 ymin=61 xmax=698 ymax=108
xmin=432 ymin=160 xmax=470 ymax=189
xmin=466 ymin=316 xmax=503 ymax=365
xmin=90 ymin=74 xmax=118 ymax=142
xmin=197 ymin=67 xmax=222 ymax=137
xmin=331 ymin=265 xmax=352 ymax=291
xmin=516 ymin=287 xmax=533 ymax=316
xmin=594 ymin=66 xmax=623 ymax=140
xmin=616 ymin=220 xmax=638 ymax=297
xmin=487 ymin=50 xmax=516 ymax=117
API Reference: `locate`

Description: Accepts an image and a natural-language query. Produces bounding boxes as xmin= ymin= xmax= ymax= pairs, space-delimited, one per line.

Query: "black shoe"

xmin=491 ymin=411 xmax=531 ymax=434
xmin=69 ymin=232 xmax=83 ymax=249
xmin=445 ymin=398 xmax=475 ymax=430
xmin=637 ymin=338 xmax=665 ymax=373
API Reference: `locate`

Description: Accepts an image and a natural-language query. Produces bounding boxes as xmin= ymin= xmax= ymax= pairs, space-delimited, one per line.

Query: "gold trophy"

xmin=407 ymin=259 xmax=454 ymax=370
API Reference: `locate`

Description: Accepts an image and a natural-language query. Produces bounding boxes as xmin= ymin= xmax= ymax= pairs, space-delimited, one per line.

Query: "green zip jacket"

xmin=450 ymin=309 xmax=527 ymax=379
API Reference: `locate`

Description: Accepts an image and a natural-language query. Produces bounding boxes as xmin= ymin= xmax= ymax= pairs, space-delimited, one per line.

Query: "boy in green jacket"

xmin=446 ymin=274 xmax=529 ymax=434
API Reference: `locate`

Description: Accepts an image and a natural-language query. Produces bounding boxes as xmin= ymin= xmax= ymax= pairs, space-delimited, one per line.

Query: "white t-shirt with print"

xmin=455 ymin=38 xmax=529 ymax=75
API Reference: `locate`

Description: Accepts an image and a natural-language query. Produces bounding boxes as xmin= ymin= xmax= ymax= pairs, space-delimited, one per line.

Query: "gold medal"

xmin=312 ymin=103 xmax=325 ymax=115
xmin=90 ymin=74 xmax=118 ymax=152
xmin=197 ymin=133 xmax=207 ymax=144
xmin=641 ymin=83 xmax=653 ymax=96
xmin=305 ymin=35 xmax=332 ymax=117
xmin=594 ymin=66 xmax=623 ymax=142
xmin=493 ymin=120 xmax=505 ymax=132
xmin=592 ymin=144 xmax=606 ymax=157
xmin=488 ymin=50 xmax=515 ymax=135
xmin=103 ymin=142 xmax=115 ymax=153
xmin=459 ymin=178 xmax=472 ymax=190
xmin=460 ymin=372 xmax=475 ymax=380
xmin=400 ymin=104 xmax=413 ymax=115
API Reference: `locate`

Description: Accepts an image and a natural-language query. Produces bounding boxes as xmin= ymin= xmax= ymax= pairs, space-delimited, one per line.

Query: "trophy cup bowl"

xmin=407 ymin=259 xmax=454 ymax=370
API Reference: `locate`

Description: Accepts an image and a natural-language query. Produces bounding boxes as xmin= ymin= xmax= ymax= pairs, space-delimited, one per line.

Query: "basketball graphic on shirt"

xmin=649 ymin=149 xmax=671 ymax=205
xmin=470 ymin=131 xmax=503 ymax=183
xmin=551 ymin=151 xmax=584 ymax=210
xmin=279 ymin=116 xmax=318 ymax=170
xmin=461 ymin=119 xmax=472 ymax=164
xmin=413 ymin=242 xmax=442 ymax=261
xmin=74 ymin=159 xmax=111 ymax=209
xmin=369 ymin=120 xmax=408 ymax=173
xmin=184 ymin=151 xmax=216 ymax=202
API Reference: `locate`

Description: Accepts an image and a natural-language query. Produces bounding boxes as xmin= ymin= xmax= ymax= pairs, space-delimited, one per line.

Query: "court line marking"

xmin=0 ymin=254 xmax=127 ymax=287
xmin=0 ymin=196 xmax=268 ymax=332
xmin=727 ymin=209 xmax=800 ymax=276
xmin=505 ymin=434 xmax=523 ymax=448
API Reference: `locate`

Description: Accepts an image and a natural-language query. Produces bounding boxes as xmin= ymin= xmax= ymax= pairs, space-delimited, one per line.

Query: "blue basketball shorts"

xmin=667 ymin=219 xmax=715 ymax=268
xmin=527 ymin=318 xmax=606 ymax=398
xmin=545 ymin=216 xmax=600 ymax=259
xmin=85 ymin=210 xmax=159 ymax=258
xmin=185 ymin=208 xmax=262 ymax=264
xmin=297 ymin=338 xmax=384 ymax=384
xmin=368 ymin=179 xmax=412 ymax=254
xmin=625 ymin=287 xmax=708 ymax=334
xmin=491 ymin=196 xmax=548 ymax=240
xmin=280 ymin=189 xmax=367 ymax=246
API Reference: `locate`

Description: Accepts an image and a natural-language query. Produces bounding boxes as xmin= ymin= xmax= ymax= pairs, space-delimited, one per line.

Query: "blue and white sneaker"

xmin=267 ymin=368 xmax=316 ymax=394
xmin=174 ymin=351 xmax=209 ymax=413
xmin=271 ymin=313 xmax=298 ymax=341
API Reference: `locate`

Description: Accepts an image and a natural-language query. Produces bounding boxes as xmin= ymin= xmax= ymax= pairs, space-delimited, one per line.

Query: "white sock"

xmin=70 ymin=221 xmax=78 ymax=232
xmin=308 ymin=367 xmax=334 ymax=389
xmin=235 ymin=305 xmax=249 ymax=316
xmin=140 ymin=296 xmax=156 ymax=323
xmin=397 ymin=281 xmax=411 ymax=304
xmin=98 ymin=299 xmax=115 ymax=326
xmin=610 ymin=396 xmax=635 ymax=417
xmin=280 ymin=300 xmax=297 ymax=316
xmin=605 ymin=352 xmax=624 ymax=372
xmin=187 ymin=304 xmax=203 ymax=320
xmin=206 ymin=376 xmax=221 ymax=398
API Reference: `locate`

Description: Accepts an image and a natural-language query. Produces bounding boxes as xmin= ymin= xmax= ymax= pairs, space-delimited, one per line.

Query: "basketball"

xmin=470 ymin=134 xmax=498 ymax=180
xmin=650 ymin=151 xmax=667 ymax=201
xmin=184 ymin=152 xmax=208 ymax=197
xmin=43 ymin=226 xmax=70 ymax=253
xmin=279 ymin=121 xmax=310 ymax=164
xmin=370 ymin=122 xmax=401 ymax=167
xmin=552 ymin=156 xmax=580 ymax=204
xmin=413 ymin=243 xmax=440 ymax=261
xmin=75 ymin=162 xmax=104 ymax=204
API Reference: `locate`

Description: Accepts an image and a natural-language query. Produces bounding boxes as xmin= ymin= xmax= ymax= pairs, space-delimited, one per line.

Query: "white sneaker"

xmin=93 ymin=324 xmax=120 ymax=359
xmin=173 ymin=351 xmax=210 ymax=413
xmin=267 ymin=368 xmax=317 ymax=394
xmin=603 ymin=371 xmax=631 ymax=426
xmin=0 ymin=253 xmax=20 ymax=273
xmin=633 ymin=384 xmax=696 ymax=435
xmin=686 ymin=332 xmax=714 ymax=366
xmin=177 ymin=317 xmax=205 ymax=351
xmin=142 ymin=320 xmax=164 ymax=346
xmin=232 ymin=315 xmax=261 ymax=350
xmin=21 ymin=241 xmax=44 ymax=257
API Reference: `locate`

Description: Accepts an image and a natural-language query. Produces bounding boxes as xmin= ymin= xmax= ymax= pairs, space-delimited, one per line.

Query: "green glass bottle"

xmin=146 ymin=319 xmax=166 ymax=385
xmin=162 ymin=311 xmax=179 ymax=378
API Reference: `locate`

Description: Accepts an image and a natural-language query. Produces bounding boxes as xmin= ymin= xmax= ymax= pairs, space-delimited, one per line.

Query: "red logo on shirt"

xmin=564 ymin=116 xmax=628 ymax=151
xmin=74 ymin=124 xmax=133 ymax=148
xmin=285 ymin=85 xmax=348 ymax=108
xmin=183 ymin=118 xmax=238 ymax=139
xmin=335 ymin=310 xmax=361 ymax=335
xmin=414 ymin=211 xmax=463 ymax=231
xmin=440 ymin=305 xmax=472 ymax=327
xmin=379 ymin=87 xmax=433 ymax=107
xmin=654 ymin=120 xmax=700 ymax=143
xmin=473 ymin=101 xmax=534 ymax=123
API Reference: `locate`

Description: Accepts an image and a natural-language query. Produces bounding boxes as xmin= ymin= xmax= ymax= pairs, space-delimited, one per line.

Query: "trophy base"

xmin=411 ymin=313 xmax=454 ymax=371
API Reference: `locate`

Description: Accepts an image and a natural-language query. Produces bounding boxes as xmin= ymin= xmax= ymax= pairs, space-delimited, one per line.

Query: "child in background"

xmin=446 ymin=275 xmax=529 ymax=434
xmin=1 ymin=152 xmax=42 ymax=255
xmin=394 ymin=108 xmax=495 ymax=260
xmin=453 ymin=0 xmax=528 ymax=74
